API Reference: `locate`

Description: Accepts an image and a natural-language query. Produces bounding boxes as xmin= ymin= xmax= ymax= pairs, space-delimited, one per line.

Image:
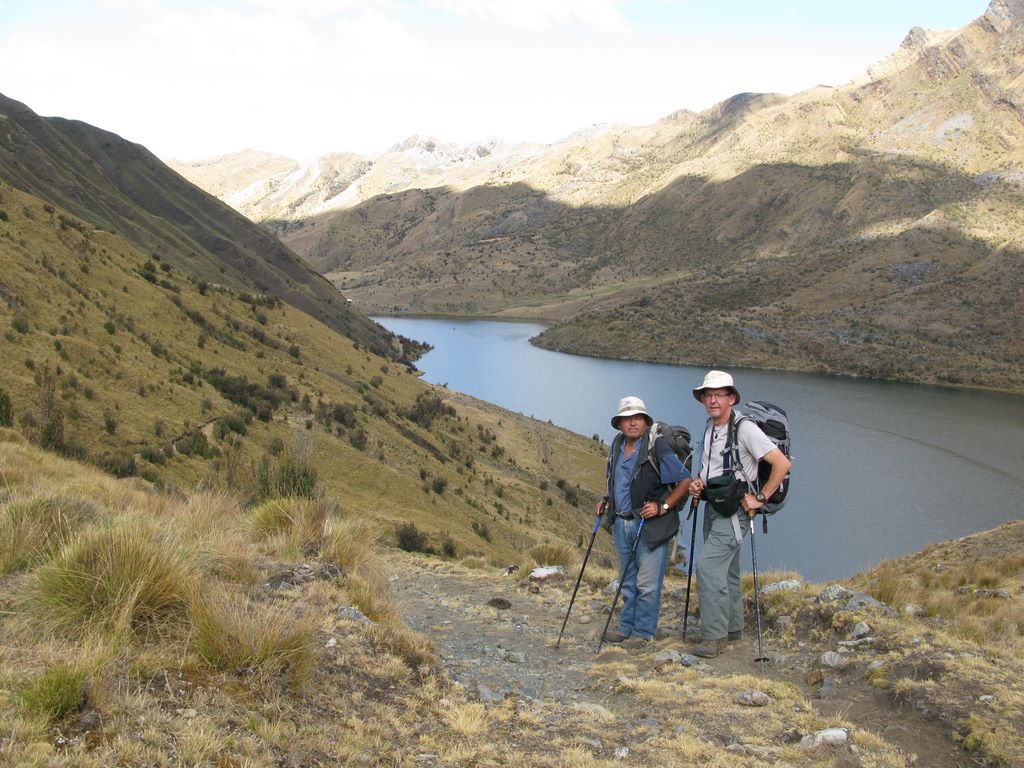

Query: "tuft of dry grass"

xmin=528 ymin=542 xmax=577 ymax=570
xmin=0 ymin=495 xmax=101 ymax=574
xmin=250 ymin=496 xmax=334 ymax=556
xmin=365 ymin=619 xmax=437 ymax=671
xmin=190 ymin=586 xmax=317 ymax=683
xmin=29 ymin=521 xmax=199 ymax=639
xmin=322 ymin=515 xmax=385 ymax=585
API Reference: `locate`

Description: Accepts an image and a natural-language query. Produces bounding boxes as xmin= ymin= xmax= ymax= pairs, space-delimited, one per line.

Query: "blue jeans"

xmin=612 ymin=516 xmax=670 ymax=639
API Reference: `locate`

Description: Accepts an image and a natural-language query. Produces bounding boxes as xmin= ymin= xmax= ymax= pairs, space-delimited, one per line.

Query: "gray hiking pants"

xmin=696 ymin=506 xmax=745 ymax=641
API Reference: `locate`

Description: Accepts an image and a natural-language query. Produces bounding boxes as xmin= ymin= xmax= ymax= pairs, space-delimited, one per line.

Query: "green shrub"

xmin=174 ymin=430 xmax=213 ymax=458
xmin=395 ymin=522 xmax=429 ymax=553
xmin=249 ymin=442 xmax=319 ymax=502
xmin=0 ymin=388 xmax=12 ymax=427
xmin=95 ymin=451 xmax=136 ymax=478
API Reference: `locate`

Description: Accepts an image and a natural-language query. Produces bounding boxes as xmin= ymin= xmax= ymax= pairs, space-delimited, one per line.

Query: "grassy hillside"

xmin=0 ymin=93 xmax=402 ymax=360
xmin=0 ymin=180 xmax=608 ymax=565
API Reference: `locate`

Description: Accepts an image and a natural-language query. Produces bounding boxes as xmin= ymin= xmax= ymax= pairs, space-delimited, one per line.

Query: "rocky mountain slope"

xmin=173 ymin=0 xmax=1024 ymax=392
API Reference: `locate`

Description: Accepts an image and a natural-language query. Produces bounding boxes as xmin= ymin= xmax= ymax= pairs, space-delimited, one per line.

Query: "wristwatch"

xmin=661 ymin=502 xmax=670 ymax=513
xmin=755 ymin=492 xmax=766 ymax=503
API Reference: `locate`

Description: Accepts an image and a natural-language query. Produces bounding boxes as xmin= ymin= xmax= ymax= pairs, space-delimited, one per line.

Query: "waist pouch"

xmin=706 ymin=474 xmax=742 ymax=517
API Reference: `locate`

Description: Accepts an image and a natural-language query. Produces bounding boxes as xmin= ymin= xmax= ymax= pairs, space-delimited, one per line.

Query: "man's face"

xmin=700 ymin=389 xmax=735 ymax=421
xmin=618 ymin=413 xmax=648 ymax=439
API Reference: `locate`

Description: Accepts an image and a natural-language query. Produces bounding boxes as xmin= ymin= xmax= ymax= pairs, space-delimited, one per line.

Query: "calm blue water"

xmin=378 ymin=317 xmax=1024 ymax=581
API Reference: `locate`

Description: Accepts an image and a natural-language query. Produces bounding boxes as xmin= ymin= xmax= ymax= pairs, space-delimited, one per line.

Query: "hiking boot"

xmin=621 ymin=636 xmax=650 ymax=650
xmin=728 ymin=630 xmax=742 ymax=642
xmin=693 ymin=638 xmax=726 ymax=658
xmin=602 ymin=628 xmax=629 ymax=643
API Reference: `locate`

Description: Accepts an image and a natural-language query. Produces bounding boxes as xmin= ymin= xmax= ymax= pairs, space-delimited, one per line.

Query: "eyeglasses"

xmin=701 ymin=391 xmax=731 ymax=402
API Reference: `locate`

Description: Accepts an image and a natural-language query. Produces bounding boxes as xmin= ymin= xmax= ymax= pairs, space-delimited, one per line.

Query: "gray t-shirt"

xmin=699 ymin=410 xmax=776 ymax=486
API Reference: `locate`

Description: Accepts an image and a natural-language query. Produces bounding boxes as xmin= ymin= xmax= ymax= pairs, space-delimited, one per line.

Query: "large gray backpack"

xmin=729 ymin=401 xmax=791 ymax=517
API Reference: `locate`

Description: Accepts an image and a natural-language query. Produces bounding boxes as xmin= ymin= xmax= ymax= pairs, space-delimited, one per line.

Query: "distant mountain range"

xmin=123 ymin=3 xmax=1024 ymax=391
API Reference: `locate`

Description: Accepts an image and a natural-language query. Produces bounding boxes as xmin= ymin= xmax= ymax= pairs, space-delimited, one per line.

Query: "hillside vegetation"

xmin=0 ymin=180 xmax=608 ymax=563
xmin=175 ymin=1 xmax=1024 ymax=392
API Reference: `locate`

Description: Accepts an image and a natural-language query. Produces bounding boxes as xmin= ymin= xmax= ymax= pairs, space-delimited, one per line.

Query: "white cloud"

xmin=0 ymin=0 xmax=987 ymax=160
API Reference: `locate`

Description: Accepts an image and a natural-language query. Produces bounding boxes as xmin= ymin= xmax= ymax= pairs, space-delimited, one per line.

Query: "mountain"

xmin=173 ymin=1 xmax=1024 ymax=393
xmin=0 ymin=93 xmax=404 ymax=360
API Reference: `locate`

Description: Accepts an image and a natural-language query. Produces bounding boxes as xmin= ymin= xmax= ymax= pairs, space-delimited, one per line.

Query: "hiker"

xmin=597 ymin=396 xmax=692 ymax=647
xmin=687 ymin=371 xmax=791 ymax=658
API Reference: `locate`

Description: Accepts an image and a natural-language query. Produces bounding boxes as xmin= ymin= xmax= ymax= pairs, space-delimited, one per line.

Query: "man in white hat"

xmin=597 ymin=396 xmax=692 ymax=647
xmin=687 ymin=371 xmax=791 ymax=658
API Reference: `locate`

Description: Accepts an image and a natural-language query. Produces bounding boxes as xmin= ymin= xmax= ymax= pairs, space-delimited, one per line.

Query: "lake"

xmin=377 ymin=316 xmax=1024 ymax=582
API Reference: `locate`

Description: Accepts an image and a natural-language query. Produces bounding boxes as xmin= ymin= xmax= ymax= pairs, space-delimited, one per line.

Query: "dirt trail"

xmin=391 ymin=555 xmax=972 ymax=767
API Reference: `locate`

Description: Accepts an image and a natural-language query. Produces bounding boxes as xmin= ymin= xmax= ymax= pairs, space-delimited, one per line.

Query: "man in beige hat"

xmin=597 ymin=396 xmax=691 ymax=648
xmin=687 ymin=371 xmax=791 ymax=658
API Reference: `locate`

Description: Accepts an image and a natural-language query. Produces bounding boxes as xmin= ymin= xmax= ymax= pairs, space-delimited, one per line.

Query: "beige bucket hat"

xmin=692 ymin=370 xmax=741 ymax=404
xmin=610 ymin=396 xmax=654 ymax=428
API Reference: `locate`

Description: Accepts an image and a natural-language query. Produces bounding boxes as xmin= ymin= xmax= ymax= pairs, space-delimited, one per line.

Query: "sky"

xmin=0 ymin=0 xmax=991 ymax=161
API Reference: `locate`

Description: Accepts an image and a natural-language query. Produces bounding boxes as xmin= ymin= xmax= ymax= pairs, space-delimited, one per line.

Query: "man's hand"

xmin=689 ymin=478 xmax=704 ymax=498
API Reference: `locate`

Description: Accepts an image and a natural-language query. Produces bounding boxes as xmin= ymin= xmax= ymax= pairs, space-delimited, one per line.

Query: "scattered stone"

xmin=653 ymin=649 xmax=682 ymax=669
xmin=844 ymin=592 xmax=897 ymax=616
xmin=800 ymin=728 xmax=849 ymax=749
xmin=774 ymin=615 xmax=794 ymax=630
xmin=175 ymin=708 xmax=198 ymax=718
xmin=486 ymin=597 xmax=512 ymax=610
xmin=818 ymin=677 xmax=839 ymax=699
xmin=578 ymin=737 xmax=602 ymax=749
xmin=979 ymin=694 xmax=995 ymax=703
xmin=903 ymin=603 xmax=925 ymax=617
xmin=762 ymin=579 xmax=802 ymax=594
xmin=837 ymin=637 xmax=873 ymax=649
xmin=325 ymin=637 xmax=337 ymax=648
xmin=816 ymin=585 xmax=853 ymax=603
xmin=681 ymin=655 xmax=702 ymax=668
xmin=577 ymin=615 xmax=593 ymax=625
xmin=975 ymin=588 xmax=1012 ymax=599
xmin=337 ymin=605 xmax=373 ymax=624
xmin=528 ymin=584 xmax=541 ymax=594
xmin=614 ymin=747 xmax=630 ymax=759
xmin=820 ymin=651 xmax=849 ymax=670
xmin=477 ymin=685 xmax=505 ymax=703
xmin=504 ymin=651 xmax=526 ymax=664
xmin=805 ymin=670 xmax=824 ymax=686
xmin=502 ymin=564 xmax=519 ymax=576
xmin=735 ymin=690 xmax=772 ymax=707
xmin=77 ymin=710 xmax=102 ymax=730
xmin=604 ymin=579 xmax=620 ymax=596
xmin=849 ymin=621 xmax=871 ymax=639
xmin=529 ymin=566 xmax=566 ymax=582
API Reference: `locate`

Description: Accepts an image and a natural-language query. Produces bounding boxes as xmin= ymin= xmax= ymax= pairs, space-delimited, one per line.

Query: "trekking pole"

xmin=597 ymin=517 xmax=645 ymax=652
xmin=749 ymin=515 xmax=769 ymax=664
xmin=556 ymin=500 xmax=606 ymax=649
xmin=680 ymin=497 xmax=700 ymax=641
